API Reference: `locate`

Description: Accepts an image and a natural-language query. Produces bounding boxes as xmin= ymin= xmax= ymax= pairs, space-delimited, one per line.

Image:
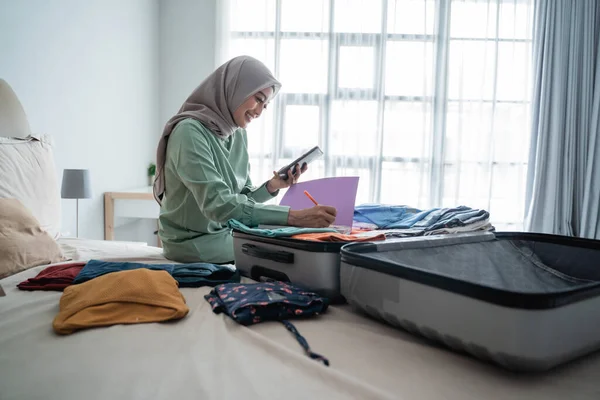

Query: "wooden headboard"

xmin=0 ymin=79 xmax=31 ymax=138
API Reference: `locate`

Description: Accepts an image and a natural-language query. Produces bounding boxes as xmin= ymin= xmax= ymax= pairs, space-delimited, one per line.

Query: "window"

xmin=221 ymin=0 xmax=534 ymax=230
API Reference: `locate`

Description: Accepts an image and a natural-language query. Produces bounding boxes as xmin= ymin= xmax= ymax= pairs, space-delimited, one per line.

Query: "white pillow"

xmin=0 ymin=134 xmax=61 ymax=239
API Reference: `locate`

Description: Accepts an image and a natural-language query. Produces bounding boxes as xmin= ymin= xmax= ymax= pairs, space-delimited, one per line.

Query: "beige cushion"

xmin=0 ymin=135 xmax=61 ymax=239
xmin=0 ymin=198 xmax=66 ymax=279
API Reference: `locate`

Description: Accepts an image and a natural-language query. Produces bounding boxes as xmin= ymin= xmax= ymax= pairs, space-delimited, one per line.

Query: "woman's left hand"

xmin=266 ymin=163 xmax=308 ymax=193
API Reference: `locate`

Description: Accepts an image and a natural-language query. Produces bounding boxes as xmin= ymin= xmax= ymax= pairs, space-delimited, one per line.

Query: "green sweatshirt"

xmin=158 ymin=118 xmax=290 ymax=264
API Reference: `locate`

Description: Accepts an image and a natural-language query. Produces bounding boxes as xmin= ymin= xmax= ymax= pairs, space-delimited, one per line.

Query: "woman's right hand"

xmin=287 ymin=205 xmax=337 ymax=228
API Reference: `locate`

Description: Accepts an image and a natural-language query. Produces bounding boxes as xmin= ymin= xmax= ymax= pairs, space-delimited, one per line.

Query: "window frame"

xmin=230 ymin=0 xmax=532 ymax=229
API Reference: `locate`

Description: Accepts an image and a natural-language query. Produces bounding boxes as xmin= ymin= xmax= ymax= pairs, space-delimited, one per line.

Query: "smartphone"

xmin=277 ymin=146 xmax=324 ymax=179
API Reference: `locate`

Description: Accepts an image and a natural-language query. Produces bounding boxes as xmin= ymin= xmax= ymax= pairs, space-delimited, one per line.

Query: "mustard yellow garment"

xmin=52 ymin=269 xmax=189 ymax=335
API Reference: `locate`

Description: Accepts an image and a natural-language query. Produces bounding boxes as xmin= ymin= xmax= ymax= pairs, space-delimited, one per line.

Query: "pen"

xmin=303 ymin=190 xmax=319 ymax=206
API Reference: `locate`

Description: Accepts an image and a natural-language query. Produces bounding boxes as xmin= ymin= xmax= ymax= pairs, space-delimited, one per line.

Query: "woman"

xmin=153 ymin=56 xmax=337 ymax=264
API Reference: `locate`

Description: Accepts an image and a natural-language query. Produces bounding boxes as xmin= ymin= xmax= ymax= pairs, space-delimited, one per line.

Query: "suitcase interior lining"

xmin=361 ymin=239 xmax=600 ymax=294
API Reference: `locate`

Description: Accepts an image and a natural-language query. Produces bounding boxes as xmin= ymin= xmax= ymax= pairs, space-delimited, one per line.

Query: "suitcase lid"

xmin=340 ymin=231 xmax=600 ymax=309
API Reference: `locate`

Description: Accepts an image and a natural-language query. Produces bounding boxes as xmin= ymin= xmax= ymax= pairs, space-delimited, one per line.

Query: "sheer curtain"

xmin=216 ymin=0 xmax=534 ymax=231
xmin=524 ymin=0 xmax=600 ymax=239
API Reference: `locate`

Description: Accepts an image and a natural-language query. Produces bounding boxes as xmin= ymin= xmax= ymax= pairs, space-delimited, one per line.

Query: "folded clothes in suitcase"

xmin=339 ymin=231 xmax=600 ymax=372
xmin=232 ymin=230 xmax=346 ymax=301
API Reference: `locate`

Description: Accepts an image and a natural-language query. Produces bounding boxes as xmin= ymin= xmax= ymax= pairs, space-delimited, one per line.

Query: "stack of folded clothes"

xmin=353 ymin=204 xmax=494 ymax=237
xmin=18 ymin=259 xmax=241 ymax=335
xmin=228 ymin=219 xmax=386 ymax=243
xmin=229 ymin=205 xmax=492 ymax=241
xmin=227 ymin=219 xmax=337 ymax=237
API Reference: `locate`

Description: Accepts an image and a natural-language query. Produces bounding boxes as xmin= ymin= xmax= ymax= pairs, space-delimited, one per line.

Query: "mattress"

xmin=1 ymin=238 xmax=599 ymax=400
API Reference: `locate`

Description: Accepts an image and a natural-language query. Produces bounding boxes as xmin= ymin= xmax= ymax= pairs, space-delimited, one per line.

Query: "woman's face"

xmin=233 ymin=86 xmax=273 ymax=128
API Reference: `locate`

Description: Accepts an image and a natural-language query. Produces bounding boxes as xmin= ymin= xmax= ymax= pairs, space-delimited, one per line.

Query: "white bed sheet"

xmin=1 ymin=239 xmax=599 ymax=400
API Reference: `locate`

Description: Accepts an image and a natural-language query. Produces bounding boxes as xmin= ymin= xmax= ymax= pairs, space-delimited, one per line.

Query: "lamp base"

xmin=76 ymin=198 xmax=79 ymax=238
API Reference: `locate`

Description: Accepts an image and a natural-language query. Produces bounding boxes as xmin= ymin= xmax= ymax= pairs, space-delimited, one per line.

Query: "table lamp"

xmin=61 ymin=169 xmax=92 ymax=238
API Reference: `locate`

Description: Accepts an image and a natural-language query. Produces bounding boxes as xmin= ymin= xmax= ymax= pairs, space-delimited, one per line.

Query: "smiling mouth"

xmin=245 ymin=112 xmax=256 ymax=123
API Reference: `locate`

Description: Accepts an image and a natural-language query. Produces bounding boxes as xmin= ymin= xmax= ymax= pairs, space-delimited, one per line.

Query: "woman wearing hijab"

xmin=153 ymin=56 xmax=337 ymax=264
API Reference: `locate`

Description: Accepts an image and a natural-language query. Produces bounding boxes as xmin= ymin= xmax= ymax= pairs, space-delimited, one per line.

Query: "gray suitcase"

xmin=232 ymin=229 xmax=346 ymax=301
xmin=340 ymin=231 xmax=600 ymax=372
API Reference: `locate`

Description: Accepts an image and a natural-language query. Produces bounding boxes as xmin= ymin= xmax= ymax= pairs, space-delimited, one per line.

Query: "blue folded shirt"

xmin=173 ymin=263 xmax=239 ymax=287
xmin=354 ymin=204 xmax=489 ymax=230
xmin=73 ymin=259 xmax=239 ymax=287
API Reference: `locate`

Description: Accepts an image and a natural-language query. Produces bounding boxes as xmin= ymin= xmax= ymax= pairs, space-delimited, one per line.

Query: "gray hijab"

xmin=153 ymin=55 xmax=281 ymax=204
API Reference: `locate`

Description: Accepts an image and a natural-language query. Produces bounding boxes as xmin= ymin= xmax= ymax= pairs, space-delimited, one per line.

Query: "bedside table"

xmin=104 ymin=186 xmax=161 ymax=246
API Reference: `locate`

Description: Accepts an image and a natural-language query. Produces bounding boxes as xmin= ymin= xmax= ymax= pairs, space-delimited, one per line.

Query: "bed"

xmin=1 ymin=78 xmax=599 ymax=400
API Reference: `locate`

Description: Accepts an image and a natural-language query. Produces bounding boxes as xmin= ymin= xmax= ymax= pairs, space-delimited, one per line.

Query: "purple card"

xmin=279 ymin=176 xmax=360 ymax=227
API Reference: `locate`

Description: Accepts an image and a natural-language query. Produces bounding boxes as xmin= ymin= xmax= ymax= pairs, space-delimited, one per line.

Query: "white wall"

xmin=159 ymin=0 xmax=217 ymax=127
xmin=0 ymin=0 xmax=219 ymax=243
xmin=0 ymin=0 xmax=160 ymax=241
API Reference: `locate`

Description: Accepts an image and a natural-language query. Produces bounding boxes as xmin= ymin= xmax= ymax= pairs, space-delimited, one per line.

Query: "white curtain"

xmin=216 ymin=0 xmax=534 ymax=231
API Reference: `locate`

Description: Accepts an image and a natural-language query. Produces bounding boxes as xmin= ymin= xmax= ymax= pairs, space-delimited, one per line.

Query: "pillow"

xmin=0 ymin=134 xmax=61 ymax=239
xmin=0 ymin=78 xmax=32 ymax=139
xmin=0 ymin=198 xmax=66 ymax=279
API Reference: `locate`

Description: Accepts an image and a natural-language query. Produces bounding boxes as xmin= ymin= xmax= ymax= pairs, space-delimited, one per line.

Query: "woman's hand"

xmin=266 ymin=163 xmax=308 ymax=193
xmin=287 ymin=205 xmax=337 ymax=228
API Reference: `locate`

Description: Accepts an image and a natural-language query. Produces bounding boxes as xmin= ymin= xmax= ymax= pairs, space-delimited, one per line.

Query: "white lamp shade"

xmin=61 ymin=169 xmax=92 ymax=199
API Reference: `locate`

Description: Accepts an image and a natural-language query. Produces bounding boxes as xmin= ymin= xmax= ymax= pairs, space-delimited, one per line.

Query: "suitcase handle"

xmin=250 ymin=266 xmax=291 ymax=283
xmin=241 ymin=243 xmax=294 ymax=264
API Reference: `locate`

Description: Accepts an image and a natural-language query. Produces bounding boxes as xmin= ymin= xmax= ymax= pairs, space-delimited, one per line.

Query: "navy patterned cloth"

xmin=205 ymin=281 xmax=330 ymax=366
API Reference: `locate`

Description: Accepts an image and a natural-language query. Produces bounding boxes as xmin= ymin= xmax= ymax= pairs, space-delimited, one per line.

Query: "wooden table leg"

xmin=104 ymin=193 xmax=114 ymax=240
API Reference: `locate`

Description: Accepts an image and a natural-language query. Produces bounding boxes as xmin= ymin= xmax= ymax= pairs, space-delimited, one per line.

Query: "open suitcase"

xmin=232 ymin=230 xmax=346 ymax=302
xmin=339 ymin=231 xmax=600 ymax=372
